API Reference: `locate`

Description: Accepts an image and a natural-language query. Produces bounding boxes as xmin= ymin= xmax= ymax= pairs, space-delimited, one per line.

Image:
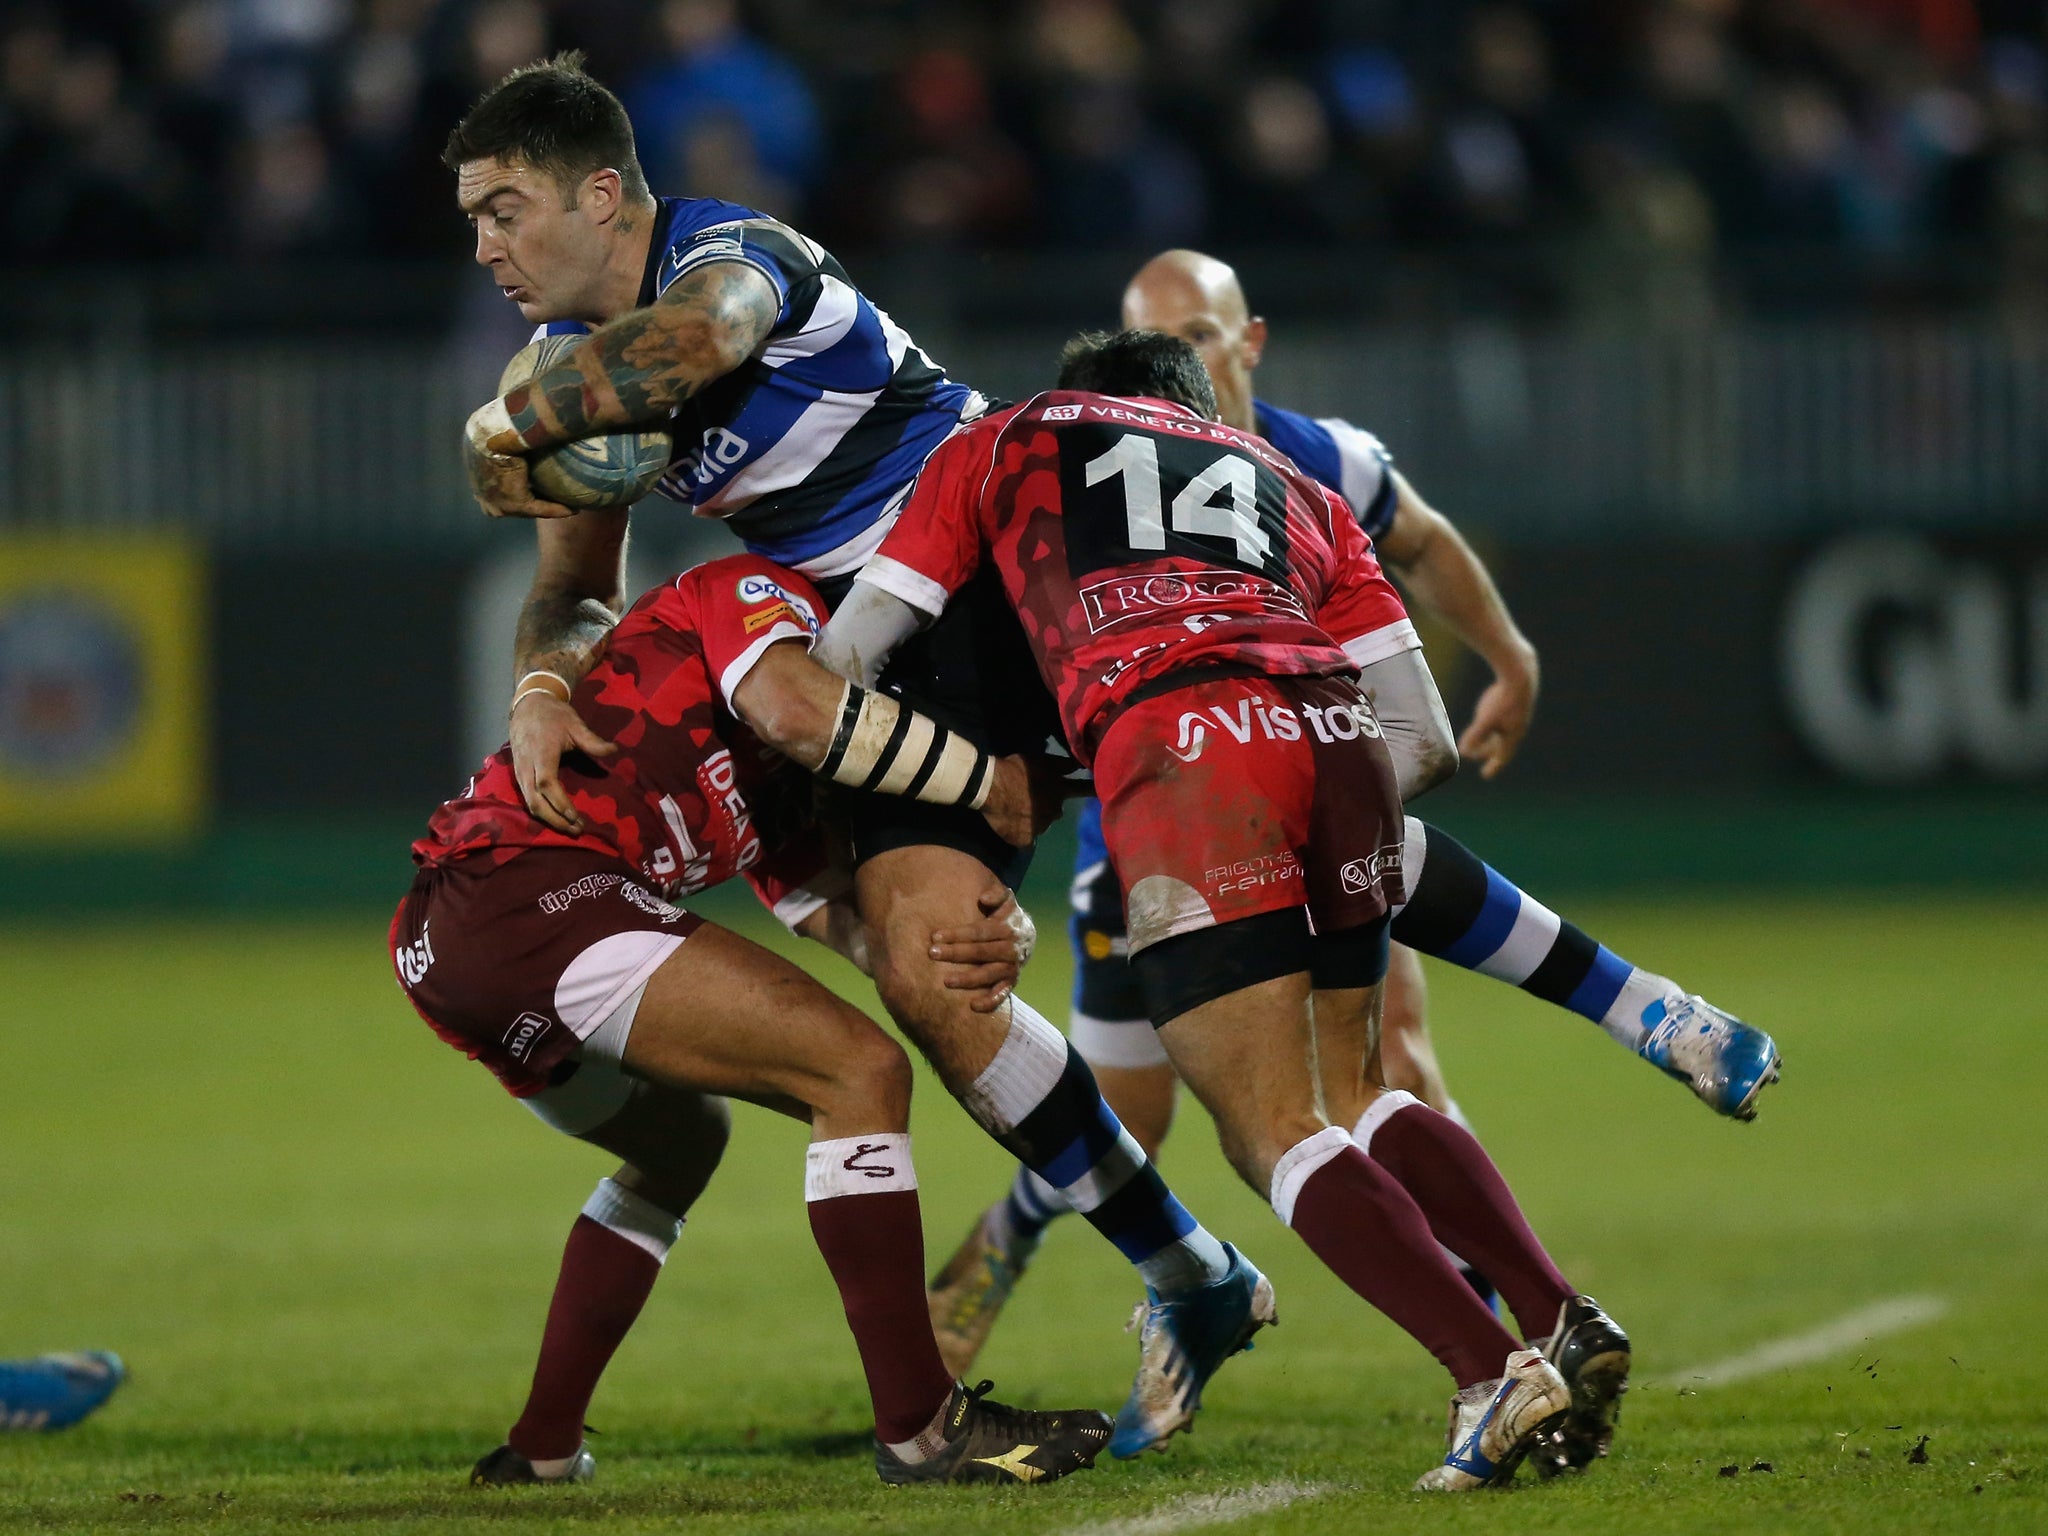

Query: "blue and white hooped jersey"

xmin=535 ymin=197 xmax=986 ymax=580
xmin=1251 ymin=399 xmax=1398 ymax=543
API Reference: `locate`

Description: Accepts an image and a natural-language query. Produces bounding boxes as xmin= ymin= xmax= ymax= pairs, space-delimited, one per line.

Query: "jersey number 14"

xmin=1065 ymin=429 xmax=1291 ymax=581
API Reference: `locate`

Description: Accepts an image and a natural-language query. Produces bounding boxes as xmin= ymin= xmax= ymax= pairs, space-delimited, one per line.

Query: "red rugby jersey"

xmin=414 ymin=553 xmax=834 ymax=920
xmin=860 ymin=392 xmax=1418 ymax=764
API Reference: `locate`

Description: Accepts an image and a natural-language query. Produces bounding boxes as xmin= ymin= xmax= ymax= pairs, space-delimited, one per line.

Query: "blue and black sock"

xmin=1392 ymin=817 xmax=1678 ymax=1050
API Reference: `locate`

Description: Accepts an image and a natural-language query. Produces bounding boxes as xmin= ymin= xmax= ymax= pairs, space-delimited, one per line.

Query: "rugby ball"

xmin=496 ymin=334 xmax=674 ymax=508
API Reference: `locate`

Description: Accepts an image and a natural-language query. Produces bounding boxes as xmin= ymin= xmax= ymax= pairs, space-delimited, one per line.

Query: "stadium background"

xmin=3 ymin=1 xmax=2045 ymax=1531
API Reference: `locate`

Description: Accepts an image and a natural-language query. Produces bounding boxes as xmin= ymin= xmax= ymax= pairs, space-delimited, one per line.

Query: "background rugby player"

xmin=443 ymin=55 xmax=1266 ymax=1446
xmin=393 ymin=551 xmax=1114 ymax=1488
xmin=825 ymin=331 xmax=1630 ymax=1488
xmin=927 ymin=251 xmax=1782 ymax=1377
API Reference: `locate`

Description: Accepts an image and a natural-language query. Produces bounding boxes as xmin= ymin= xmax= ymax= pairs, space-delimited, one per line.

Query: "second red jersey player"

xmin=826 ymin=329 xmax=1604 ymax=1491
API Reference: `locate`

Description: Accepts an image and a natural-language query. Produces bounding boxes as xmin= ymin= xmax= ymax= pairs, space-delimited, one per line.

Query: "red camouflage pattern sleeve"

xmin=859 ymin=413 xmax=1010 ymax=619
xmin=1311 ymin=481 xmax=1415 ymax=655
xmin=677 ymin=556 xmax=827 ymax=711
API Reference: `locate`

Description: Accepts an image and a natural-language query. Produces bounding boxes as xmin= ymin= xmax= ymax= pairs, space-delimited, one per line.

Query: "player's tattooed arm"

xmin=1375 ymin=471 xmax=1539 ymax=780
xmin=508 ymin=510 xmax=630 ymax=834
xmin=492 ymin=261 xmax=781 ymax=450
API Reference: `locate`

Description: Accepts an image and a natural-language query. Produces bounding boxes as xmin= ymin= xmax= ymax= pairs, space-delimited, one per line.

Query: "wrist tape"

xmin=820 ymin=683 xmax=993 ymax=810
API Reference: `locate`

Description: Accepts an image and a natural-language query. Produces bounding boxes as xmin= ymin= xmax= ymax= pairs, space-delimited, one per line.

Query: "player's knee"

xmin=616 ymin=1096 xmax=732 ymax=1208
xmin=682 ymin=1092 xmax=735 ymax=1160
xmin=868 ymin=946 xmax=953 ymax=1057
xmin=840 ymin=1028 xmax=915 ymax=1127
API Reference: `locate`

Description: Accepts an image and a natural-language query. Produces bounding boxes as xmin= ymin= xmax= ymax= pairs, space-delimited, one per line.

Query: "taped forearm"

xmin=818 ymin=681 xmax=993 ymax=809
xmin=1357 ymin=648 xmax=1458 ymax=801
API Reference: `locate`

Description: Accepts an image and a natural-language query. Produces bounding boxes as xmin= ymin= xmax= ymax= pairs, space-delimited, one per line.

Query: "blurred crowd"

xmin=2 ymin=0 xmax=2042 ymax=275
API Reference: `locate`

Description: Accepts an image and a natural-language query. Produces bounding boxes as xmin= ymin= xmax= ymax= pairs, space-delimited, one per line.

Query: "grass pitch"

xmin=3 ymin=890 xmax=2045 ymax=1534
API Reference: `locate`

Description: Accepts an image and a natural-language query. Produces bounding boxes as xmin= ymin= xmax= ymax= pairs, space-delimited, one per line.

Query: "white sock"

xmin=583 ymin=1177 xmax=683 ymax=1263
xmin=880 ymin=1389 xmax=953 ymax=1465
xmin=1602 ymin=969 xmax=1682 ymax=1052
xmin=966 ymin=999 xmax=1227 ymax=1298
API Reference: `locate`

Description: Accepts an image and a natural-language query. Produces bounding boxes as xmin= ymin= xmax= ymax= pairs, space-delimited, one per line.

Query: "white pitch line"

xmin=1051 ymin=1478 xmax=1329 ymax=1536
xmin=1661 ymin=1294 xmax=1950 ymax=1389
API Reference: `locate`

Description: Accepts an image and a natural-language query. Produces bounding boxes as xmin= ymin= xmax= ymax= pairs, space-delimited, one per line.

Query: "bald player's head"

xmin=1120 ymin=250 xmax=1267 ymax=432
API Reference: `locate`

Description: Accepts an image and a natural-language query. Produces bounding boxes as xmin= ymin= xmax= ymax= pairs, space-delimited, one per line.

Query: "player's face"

xmin=458 ymin=157 xmax=609 ymax=323
xmin=1121 ymin=283 xmax=1260 ymax=432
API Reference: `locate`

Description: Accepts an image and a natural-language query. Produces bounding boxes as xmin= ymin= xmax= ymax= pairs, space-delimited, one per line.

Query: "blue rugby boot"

xmin=1110 ymin=1244 xmax=1276 ymax=1458
xmin=0 ymin=1352 xmax=125 ymax=1431
xmin=1636 ymin=995 xmax=1781 ymax=1120
xmin=1413 ymin=1349 xmax=1571 ymax=1491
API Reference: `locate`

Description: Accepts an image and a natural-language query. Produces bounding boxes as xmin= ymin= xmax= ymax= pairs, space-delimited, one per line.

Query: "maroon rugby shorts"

xmin=1093 ymin=672 xmax=1406 ymax=953
xmin=389 ymin=848 xmax=704 ymax=1097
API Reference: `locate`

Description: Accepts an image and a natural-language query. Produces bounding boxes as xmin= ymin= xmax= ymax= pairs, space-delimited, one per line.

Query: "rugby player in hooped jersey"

xmin=392 ymin=551 xmax=1121 ymax=1487
xmin=821 ymin=331 xmax=1629 ymax=1489
xmin=444 ymin=55 xmax=1268 ymax=1463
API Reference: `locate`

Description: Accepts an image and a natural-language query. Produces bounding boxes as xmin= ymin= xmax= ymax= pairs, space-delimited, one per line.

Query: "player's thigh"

xmin=1375 ymin=944 xmax=1451 ymax=1107
xmin=1153 ymin=966 xmax=1323 ymax=1189
xmin=624 ymin=922 xmax=911 ymax=1123
xmin=854 ymin=843 xmax=1017 ymax=1083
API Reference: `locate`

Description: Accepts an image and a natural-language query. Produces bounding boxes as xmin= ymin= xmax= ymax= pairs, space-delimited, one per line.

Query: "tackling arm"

xmin=463 ymin=260 xmax=782 ymax=519
xmin=809 ymin=578 xmax=930 ymax=687
xmin=1374 ymin=471 xmax=1540 ymax=779
xmin=731 ymin=641 xmax=1033 ymax=846
xmin=1357 ymin=646 xmax=1459 ymax=802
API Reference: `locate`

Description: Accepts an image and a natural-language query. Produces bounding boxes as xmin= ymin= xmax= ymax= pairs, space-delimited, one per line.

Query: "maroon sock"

xmin=508 ymin=1215 xmax=663 ymax=1461
xmin=1285 ymin=1137 xmax=1521 ymax=1388
xmin=1365 ymin=1102 xmax=1575 ymax=1341
xmin=805 ymin=1165 xmax=954 ymax=1444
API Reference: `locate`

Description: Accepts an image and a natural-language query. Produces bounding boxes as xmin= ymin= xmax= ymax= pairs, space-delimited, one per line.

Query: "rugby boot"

xmin=1413 ymin=1349 xmax=1572 ymax=1491
xmin=928 ymin=1205 xmax=1034 ymax=1378
xmin=873 ymin=1379 xmax=1111 ymax=1486
xmin=1110 ymin=1243 xmax=1277 ymax=1458
xmin=1531 ymin=1294 xmax=1631 ymax=1477
xmin=469 ymin=1443 xmax=595 ymax=1486
xmin=1635 ymin=995 xmax=1781 ymax=1120
xmin=0 ymin=1352 xmax=125 ymax=1431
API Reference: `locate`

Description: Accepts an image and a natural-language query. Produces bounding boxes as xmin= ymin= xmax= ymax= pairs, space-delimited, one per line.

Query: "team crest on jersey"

xmin=735 ymin=574 xmax=819 ymax=633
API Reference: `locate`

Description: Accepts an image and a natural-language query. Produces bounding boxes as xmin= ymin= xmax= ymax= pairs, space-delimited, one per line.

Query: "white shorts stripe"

xmin=1069 ymin=1010 xmax=1167 ymax=1070
xmin=555 ymin=929 xmax=687 ymax=1038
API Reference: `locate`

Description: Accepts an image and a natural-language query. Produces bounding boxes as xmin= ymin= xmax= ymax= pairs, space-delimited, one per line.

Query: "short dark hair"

xmin=1055 ymin=329 xmax=1218 ymax=418
xmin=442 ymin=51 xmax=650 ymax=203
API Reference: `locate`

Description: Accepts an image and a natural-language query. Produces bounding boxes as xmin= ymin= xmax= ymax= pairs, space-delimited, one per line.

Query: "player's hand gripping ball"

xmin=495 ymin=335 xmax=675 ymax=509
